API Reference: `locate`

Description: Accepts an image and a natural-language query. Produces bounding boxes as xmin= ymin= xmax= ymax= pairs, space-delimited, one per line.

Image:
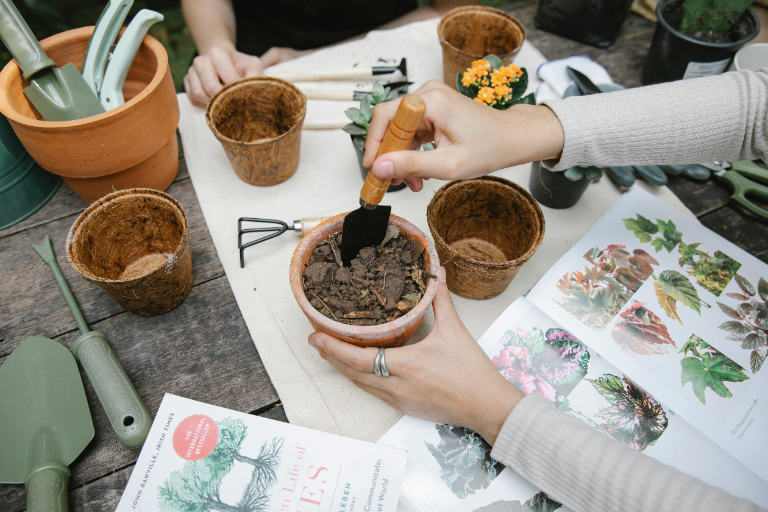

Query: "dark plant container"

xmin=642 ymin=0 xmax=760 ymax=85
xmin=535 ymin=0 xmax=634 ymax=48
xmin=351 ymin=137 xmax=407 ymax=192
xmin=529 ymin=161 xmax=590 ymax=209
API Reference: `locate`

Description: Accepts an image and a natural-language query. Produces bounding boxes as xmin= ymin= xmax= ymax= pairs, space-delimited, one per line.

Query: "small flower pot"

xmin=67 ymin=189 xmax=193 ymax=316
xmin=351 ymin=136 xmax=407 ymax=192
xmin=642 ymin=0 xmax=760 ymax=85
xmin=0 ymin=27 xmax=179 ymax=204
xmin=290 ymin=213 xmax=440 ymax=348
xmin=427 ymin=177 xmax=545 ymax=300
xmin=438 ymin=6 xmax=526 ymax=90
xmin=528 ymin=161 xmax=591 ymax=209
xmin=206 ymin=77 xmax=306 ymax=186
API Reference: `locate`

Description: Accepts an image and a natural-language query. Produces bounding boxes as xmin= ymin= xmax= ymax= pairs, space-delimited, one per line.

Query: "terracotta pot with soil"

xmin=438 ymin=6 xmax=526 ymax=90
xmin=290 ymin=213 xmax=440 ymax=348
xmin=428 ymin=177 xmax=545 ymax=300
xmin=67 ymin=188 xmax=192 ymax=316
xmin=206 ymin=77 xmax=306 ymax=186
xmin=0 ymin=27 xmax=179 ymax=203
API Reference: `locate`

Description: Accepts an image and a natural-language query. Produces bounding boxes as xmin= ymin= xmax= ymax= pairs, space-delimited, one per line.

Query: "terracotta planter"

xmin=290 ymin=213 xmax=440 ymax=348
xmin=0 ymin=27 xmax=180 ymax=203
xmin=67 ymin=189 xmax=193 ymax=316
xmin=438 ymin=6 xmax=526 ymax=90
xmin=427 ymin=177 xmax=545 ymax=300
xmin=206 ymin=77 xmax=306 ymax=186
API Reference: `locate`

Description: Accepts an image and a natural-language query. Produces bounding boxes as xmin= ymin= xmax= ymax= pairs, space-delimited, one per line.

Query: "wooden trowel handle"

xmin=359 ymin=95 xmax=426 ymax=207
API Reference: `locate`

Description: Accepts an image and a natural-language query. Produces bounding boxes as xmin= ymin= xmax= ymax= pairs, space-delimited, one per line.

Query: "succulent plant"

xmin=563 ymin=166 xmax=604 ymax=182
xmin=342 ymin=83 xmax=396 ymax=151
xmin=679 ymin=0 xmax=754 ymax=34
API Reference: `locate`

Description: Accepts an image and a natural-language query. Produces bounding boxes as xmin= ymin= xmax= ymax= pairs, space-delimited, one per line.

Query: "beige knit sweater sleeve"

xmin=541 ymin=69 xmax=768 ymax=171
xmin=490 ymin=394 xmax=764 ymax=512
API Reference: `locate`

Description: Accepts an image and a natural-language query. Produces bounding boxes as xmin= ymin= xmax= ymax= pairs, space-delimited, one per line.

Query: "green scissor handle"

xmin=719 ymin=160 xmax=768 ymax=221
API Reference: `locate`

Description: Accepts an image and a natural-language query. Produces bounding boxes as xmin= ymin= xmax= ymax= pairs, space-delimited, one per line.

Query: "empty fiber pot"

xmin=427 ymin=177 xmax=545 ymax=300
xmin=290 ymin=213 xmax=440 ymax=348
xmin=67 ymin=189 xmax=192 ymax=316
xmin=438 ymin=6 xmax=526 ymax=90
xmin=0 ymin=27 xmax=180 ymax=203
xmin=206 ymin=77 xmax=306 ymax=186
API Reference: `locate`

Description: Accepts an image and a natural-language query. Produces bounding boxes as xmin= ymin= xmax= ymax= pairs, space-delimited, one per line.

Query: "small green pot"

xmin=528 ymin=161 xmax=590 ymax=209
xmin=0 ymin=115 xmax=60 ymax=230
xmin=351 ymin=136 xmax=407 ymax=192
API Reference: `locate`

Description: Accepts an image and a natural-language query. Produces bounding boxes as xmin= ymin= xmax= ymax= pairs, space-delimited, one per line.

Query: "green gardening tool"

xmin=0 ymin=0 xmax=105 ymax=121
xmin=711 ymin=160 xmax=768 ymax=221
xmin=0 ymin=336 xmax=94 ymax=512
xmin=32 ymin=236 xmax=151 ymax=452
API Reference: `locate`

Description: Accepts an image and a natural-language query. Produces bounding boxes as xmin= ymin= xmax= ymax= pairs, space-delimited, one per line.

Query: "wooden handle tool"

xmin=359 ymin=94 xmax=426 ymax=208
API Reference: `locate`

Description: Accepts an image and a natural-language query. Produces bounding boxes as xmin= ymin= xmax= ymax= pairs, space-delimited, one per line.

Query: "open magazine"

xmin=379 ymin=188 xmax=768 ymax=512
xmin=116 ymin=394 xmax=407 ymax=512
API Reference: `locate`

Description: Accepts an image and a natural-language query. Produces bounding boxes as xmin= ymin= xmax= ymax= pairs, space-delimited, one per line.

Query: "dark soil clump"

xmin=302 ymin=226 xmax=434 ymax=326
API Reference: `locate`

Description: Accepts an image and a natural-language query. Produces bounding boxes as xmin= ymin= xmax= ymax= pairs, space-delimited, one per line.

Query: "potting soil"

xmin=302 ymin=226 xmax=432 ymax=325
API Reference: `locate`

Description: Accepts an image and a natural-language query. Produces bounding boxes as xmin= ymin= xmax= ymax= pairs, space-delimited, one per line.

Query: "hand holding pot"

xmin=307 ymin=267 xmax=523 ymax=445
xmin=364 ymin=80 xmax=564 ymax=191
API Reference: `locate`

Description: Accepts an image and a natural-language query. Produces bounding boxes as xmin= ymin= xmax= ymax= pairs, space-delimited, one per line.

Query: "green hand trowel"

xmin=0 ymin=0 xmax=105 ymax=121
xmin=33 ymin=236 xmax=151 ymax=452
xmin=0 ymin=336 xmax=95 ymax=512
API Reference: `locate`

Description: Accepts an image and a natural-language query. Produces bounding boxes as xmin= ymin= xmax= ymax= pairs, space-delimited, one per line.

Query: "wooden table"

xmin=1 ymin=2 xmax=767 ymax=510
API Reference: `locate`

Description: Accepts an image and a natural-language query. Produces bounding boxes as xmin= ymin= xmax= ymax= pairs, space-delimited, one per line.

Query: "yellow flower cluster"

xmin=461 ymin=59 xmax=524 ymax=107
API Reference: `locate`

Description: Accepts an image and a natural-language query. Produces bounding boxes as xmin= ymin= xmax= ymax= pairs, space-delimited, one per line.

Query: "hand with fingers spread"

xmin=183 ymin=44 xmax=264 ymax=107
xmin=307 ymin=267 xmax=523 ymax=445
xmin=363 ymin=80 xmax=565 ymax=192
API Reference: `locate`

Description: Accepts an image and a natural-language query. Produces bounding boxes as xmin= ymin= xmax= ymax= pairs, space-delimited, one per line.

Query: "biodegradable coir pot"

xmin=67 ymin=188 xmax=192 ymax=316
xmin=427 ymin=177 xmax=545 ymax=300
xmin=290 ymin=213 xmax=440 ymax=348
xmin=438 ymin=6 xmax=526 ymax=90
xmin=206 ymin=77 xmax=306 ymax=186
xmin=0 ymin=27 xmax=179 ymax=203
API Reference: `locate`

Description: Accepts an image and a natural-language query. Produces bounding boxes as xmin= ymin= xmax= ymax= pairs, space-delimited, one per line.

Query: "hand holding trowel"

xmin=340 ymin=94 xmax=426 ymax=265
xmin=33 ymin=236 xmax=151 ymax=452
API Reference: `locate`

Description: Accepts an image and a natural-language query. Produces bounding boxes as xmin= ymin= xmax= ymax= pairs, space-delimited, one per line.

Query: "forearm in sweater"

xmin=541 ymin=69 xmax=768 ymax=171
xmin=490 ymin=394 xmax=764 ymax=512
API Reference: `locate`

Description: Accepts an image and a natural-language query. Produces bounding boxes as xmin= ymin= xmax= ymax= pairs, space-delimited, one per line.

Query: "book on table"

xmin=115 ymin=394 xmax=407 ymax=511
xmin=378 ymin=187 xmax=768 ymax=512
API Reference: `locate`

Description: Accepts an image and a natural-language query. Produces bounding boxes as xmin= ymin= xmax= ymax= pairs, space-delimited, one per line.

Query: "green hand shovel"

xmin=33 ymin=236 xmax=151 ymax=452
xmin=0 ymin=336 xmax=95 ymax=512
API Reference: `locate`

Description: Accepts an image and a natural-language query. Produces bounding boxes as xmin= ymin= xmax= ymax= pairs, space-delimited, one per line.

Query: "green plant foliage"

xmin=523 ymin=492 xmax=562 ymax=512
xmin=455 ymin=54 xmax=534 ymax=110
xmin=633 ymin=166 xmax=668 ymax=186
xmin=679 ymin=335 xmax=749 ymax=405
xmin=678 ymin=241 xmax=741 ymax=296
xmin=425 ymin=424 xmax=504 ymax=499
xmin=653 ymin=270 xmax=711 ymax=320
xmin=342 ymin=83 xmax=394 ymax=138
xmin=623 ymin=215 xmax=658 ymax=243
xmin=716 ymin=275 xmax=768 ymax=373
xmin=564 ymin=166 xmax=603 ymax=182
xmin=556 ymin=266 xmax=636 ymax=329
xmin=679 ymin=0 xmax=754 ymax=34
xmin=622 ymin=216 xmax=682 ymax=252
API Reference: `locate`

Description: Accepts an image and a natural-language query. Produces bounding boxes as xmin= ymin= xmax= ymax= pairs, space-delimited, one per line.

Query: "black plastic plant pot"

xmin=528 ymin=161 xmax=590 ymax=209
xmin=642 ymin=0 xmax=759 ymax=85
xmin=351 ymin=136 xmax=407 ymax=192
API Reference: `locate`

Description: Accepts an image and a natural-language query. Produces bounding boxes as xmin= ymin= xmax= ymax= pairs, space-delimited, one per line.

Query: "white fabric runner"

xmin=176 ymin=18 xmax=695 ymax=443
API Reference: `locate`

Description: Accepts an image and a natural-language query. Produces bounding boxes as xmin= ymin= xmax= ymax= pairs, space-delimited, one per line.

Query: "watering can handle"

xmin=25 ymin=462 xmax=70 ymax=512
xmin=0 ymin=0 xmax=54 ymax=79
xmin=73 ymin=331 xmax=152 ymax=452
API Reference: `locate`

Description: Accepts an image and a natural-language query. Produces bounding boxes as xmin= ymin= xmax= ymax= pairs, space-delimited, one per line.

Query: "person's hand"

xmin=260 ymin=47 xmax=312 ymax=67
xmin=307 ymin=267 xmax=524 ymax=445
xmin=183 ymin=44 xmax=263 ymax=107
xmin=363 ymin=80 xmax=565 ymax=191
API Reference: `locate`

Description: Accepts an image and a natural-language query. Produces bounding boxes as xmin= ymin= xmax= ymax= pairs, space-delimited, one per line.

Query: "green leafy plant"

xmin=564 ymin=166 xmax=604 ymax=182
xmin=680 ymin=334 xmax=749 ymax=405
xmin=716 ymin=274 xmax=768 ymax=373
xmin=653 ymin=270 xmax=711 ymax=324
xmin=456 ymin=54 xmax=535 ymax=109
xmin=611 ymin=301 xmax=676 ymax=358
xmin=425 ymin=424 xmax=504 ymax=499
xmin=678 ymin=241 xmax=741 ymax=297
xmin=622 ymin=215 xmax=683 ymax=252
xmin=679 ymin=0 xmax=754 ymax=34
xmin=475 ymin=492 xmax=562 ymax=512
xmin=342 ymin=83 xmax=396 ymax=151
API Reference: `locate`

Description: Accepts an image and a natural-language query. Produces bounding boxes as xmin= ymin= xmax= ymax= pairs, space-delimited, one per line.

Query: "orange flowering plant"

xmin=456 ymin=54 xmax=535 ymax=110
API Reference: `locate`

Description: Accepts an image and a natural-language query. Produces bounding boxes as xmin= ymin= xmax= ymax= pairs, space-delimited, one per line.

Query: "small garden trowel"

xmin=340 ymin=95 xmax=426 ymax=265
xmin=0 ymin=336 xmax=94 ymax=512
xmin=0 ymin=0 xmax=105 ymax=121
xmin=32 ymin=235 xmax=151 ymax=452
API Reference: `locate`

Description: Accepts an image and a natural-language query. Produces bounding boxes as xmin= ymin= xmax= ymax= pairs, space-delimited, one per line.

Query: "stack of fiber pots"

xmin=427 ymin=177 xmax=545 ymax=300
xmin=0 ymin=27 xmax=179 ymax=203
xmin=438 ymin=6 xmax=526 ymax=90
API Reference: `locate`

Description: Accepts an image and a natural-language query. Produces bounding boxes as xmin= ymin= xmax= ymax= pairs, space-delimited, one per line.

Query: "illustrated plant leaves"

xmin=555 ymin=266 xmax=633 ymax=329
xmin=678 ymin=242 xmax=741 ymax=296
xmin=623 ymin=215 xmax=658 ymax=243
xmin=742 ymin=331 xmax=767 ymax=350
xmin=628 ymin=256 xmax=654 ymax=281
xmin=633 ymin=249 xmax=659 ymax=266
xmin=726 ymin=293 xmax=750 ymax=301
xmin=654 ymin=281 xmax=682 ymax=324
xmin=654 ymin=270 xmax=710 ymax=315
xmin=523 ymin=492 xmax=562 ymax=512
xmin=719 ymin=320 xmax=752 ymax=334
xmin=759 ymin=277 xmax=768 ymax=301
xmin=717 ymin=301 xmax=742 ymax=320
xmin=751 ymin=350 xmax=766 ymax=374
xmin=611 ymin=301 xmax=676 ymax=357
xmin=679 ymin=335 xmax=749 ymax=405
xmin=735 ymin=274 xmax=756 ymax=296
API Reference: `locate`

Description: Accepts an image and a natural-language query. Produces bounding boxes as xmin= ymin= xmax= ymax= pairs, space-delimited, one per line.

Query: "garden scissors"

xmin=702 ymin=160 xmax=768 ymax=221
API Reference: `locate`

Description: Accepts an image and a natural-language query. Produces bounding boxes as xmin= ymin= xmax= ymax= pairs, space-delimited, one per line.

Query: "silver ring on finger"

xmin=376 ymin=348 xmax=390 ymax=377
xmin=373 ymin=348 xmax=383 ymax=376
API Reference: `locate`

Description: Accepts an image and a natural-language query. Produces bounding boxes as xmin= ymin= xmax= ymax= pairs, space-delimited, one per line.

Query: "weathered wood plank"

xmin=0 ymin=276 xmax=279 ymax=512
xmin=699 ymin=203 xmax=768 ymax=263
xmin=665 ymin=175 xmax=733 ymax=217
xmin=0 ymin=177 xmax=223 ymax=358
